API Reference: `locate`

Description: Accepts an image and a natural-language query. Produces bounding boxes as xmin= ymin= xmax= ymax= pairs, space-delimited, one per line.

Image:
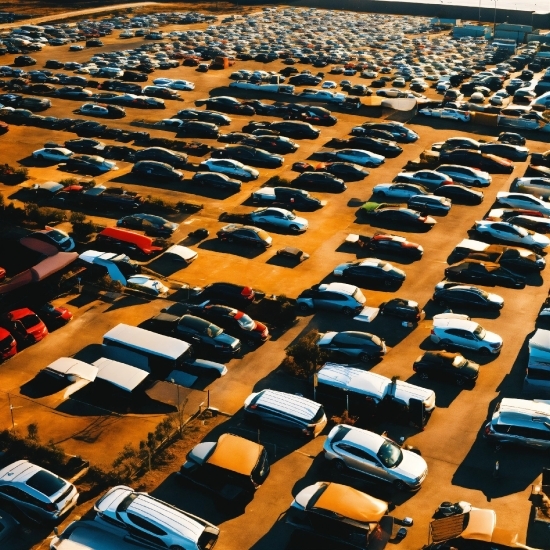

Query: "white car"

xmin=436 ymin=80 xmax=451 ymax=92
xmin=78 ymin=103 xmax=125 ymax=118
xmin=322 ymin=80 xmax=337 ymax=89
xmin=437 ymin=164 xmax=491 ymax=187
xmin=153 ymin=78 xmax=195 ymax=90
xmin=474 ymin=220 xmax=550 ymax=252
xmin=32 ymin=147 xmax=73 ymax=162
xmin=497 ymin=191 xmax=550 ymax=216
xmin=323 ymin=424 xmax=428 ymax=490
xmin=431 ymin=318 xmax=503 ymax=355
xmin=127 ymin=275 xmax=169 ymax=297
xmin=325 ymin=148 xmax=385 ymax=167
xmin=418 ymin=107 xmax=471 ymax=122
xmin=395 ymin=169 xmax=452 ymax=190
xmin=94 ymin=486 xmax=219 ymax=550
xmin=199 ymin=158 xmax=259 ymax=181
xmin=373 ymin=182 xmax=430 ymax=199
xmin=298 ymin=89 xmax=346 ymax=104
xmin=363 ymin=70 xmax=378 ymax=78
xmin=249 ymin=207 xmax=308 ymax=232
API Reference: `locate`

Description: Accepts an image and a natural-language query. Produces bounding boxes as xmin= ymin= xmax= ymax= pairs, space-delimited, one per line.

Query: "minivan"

xmin=243 ymin=389 xmax=327 ymax=437
xmin=96 ymin=227 xmax=163 ymax=256
xmin=131 ymin=160 xmax=183 ymax=181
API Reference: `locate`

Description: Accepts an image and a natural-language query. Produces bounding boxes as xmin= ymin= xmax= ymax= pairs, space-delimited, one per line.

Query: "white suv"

xmin=0 ymin=460 xmax=78 ymax=523
xmin=484 ymin=398 xmax=550 ymax=450
xmin=94 ymin=485 xmax=219 ymax=550
xmin=430 ymin=318 xmax=503 ymax=355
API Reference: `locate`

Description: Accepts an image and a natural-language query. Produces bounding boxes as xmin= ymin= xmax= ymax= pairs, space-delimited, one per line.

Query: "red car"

xmin=0 ymin=267 xmax=6 ymax=281
xmin=0 ymin=328 xmax=16 ymax=361
xmin=0 ymin=308 xmax=48 ymax=344
xmin=37 ymin=303 xmax=73 ymax=329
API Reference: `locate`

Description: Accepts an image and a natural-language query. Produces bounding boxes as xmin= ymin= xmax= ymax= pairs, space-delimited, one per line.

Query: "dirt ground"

xmin=2 ymin=1 xmax=252 ymax=17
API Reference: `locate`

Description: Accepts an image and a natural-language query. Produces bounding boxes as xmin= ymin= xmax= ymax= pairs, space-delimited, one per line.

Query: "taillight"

xmin=443 ymin=180 xmax=453 ymax=185
xmin=413 ymin=365 xmax=418 ymax=372
xmin=484 ymin=424 xmax=492 ymax=436
xmin=430 ymin=329 xmax=435 ymax=335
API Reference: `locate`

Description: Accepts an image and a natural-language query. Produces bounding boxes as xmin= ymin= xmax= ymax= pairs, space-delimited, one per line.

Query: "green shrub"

xmin=25 ymin=204 xmax=66 ymax=225
xmin=69 ymin=211 xmax=86 ymax=224
xmin=265 ymin=175 xmax=290 ymax=187
xmin=97 ymin=274 xmax=124 ymax=293
xmin=59 ymin=178 xmax=78 ymax=187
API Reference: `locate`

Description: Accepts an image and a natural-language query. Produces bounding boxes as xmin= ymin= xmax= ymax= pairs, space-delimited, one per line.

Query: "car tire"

xmin=244 ymin=411 xmax=261 ymax=426
xmin=36 ymin=154 xmax=44 ymax=160
xmin=359 ymin=352 xmax=371 ymax=362
xmin=246 ymin=338 xmax=256 ymax=348
xmin=332 ymin=459 xmax=346 ymax=472
xmin=227 ymin=236 xmax=234 ymax=243
xmin=473 ymin=180 xmax=481 ymax=186
xmin=170 ymin=546 xmax=185 ymax=550
xmin=480 ymin=347 xmax=492 ymax=356
xmin=298 ymin=302 xmax=312 ymax=313
xmin=440 ymin=339 xmax=453 ymax=349
xmin=289 ymin=225 xmax=300 ymax=233
xmin=376 ymin=191 xmax=386 ymax=198
xmin=393 ymin=479 xmax=408 ymax=491
xmin=437 ymin=299 xmax=447 ymax=307
xmin=419 ymin=371 xmax=429 ymax=380
xmin=455 ymin=377 xmax=465 ymax=386
xmin=342 ymin=306 xmax=354 ymax=316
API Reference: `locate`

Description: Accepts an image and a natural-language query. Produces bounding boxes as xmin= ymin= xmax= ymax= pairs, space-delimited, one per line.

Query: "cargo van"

xmin=103 ymin=323 xmax=194 ymax=376
xmin=95 ymin=227 xmax=163 ymax=256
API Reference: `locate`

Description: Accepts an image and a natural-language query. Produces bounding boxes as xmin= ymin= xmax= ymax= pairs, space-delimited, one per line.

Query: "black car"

xmin=63 ymin=154 xmax=112 ymax=175
xmin=176 ymin=109 xmax=231 ymax=126
xmin=344 ymin=136 xmax=403 ymax=157
xmin=241 ymin=135 xmax=298 ymax=154
xmin=334 ymin=259 xmax=406 ymax=288
xmin=360 ymin=204 xmax=436 ymax=229
xmin=434 ymin=184 xmax=484 ymax=205
xmin=45 ymin=59 xmax=64 ymax=69
xmin=140 ymin=313 xmax=241 ymax=359
xmin=218 ymin=132 xmax=250 ymax=144
xmin=498 ymin=132 xmax=525 ymax=146
xmin=379 ymin=298 xmax=424 ymax=321
xmin=191 ymin=282 xmax=256 ymax=309
xmin=242 ymin=100 xmax=287 ymax=116
xmin=121 ymin=71 xmax=148 ymax=82
xmin=284 ymin=104 xmax=337 ymax=126
xmin=116 ymin=213 xmax=178 ymax=236
xmin=103 ymin=145 xmax=137 ymax=161
xmin=56 ymin=86 xmax=93 ymax=100
xmin=317 ymin=162 xmax=368 ymax=181
xmin=269 ymin=121 xmax=320 ymax=139
xmin=64 ymin=138 xmax=105 ymax=154
xmin=176 ymin=121 xmax=220 ymax=139
xmin=196 ymin=96 xmax=255 ymax=115
xmin=217 ymin=224 xmax=272 ymax=249
xmin=439 ymin=149 xmax=513 ymax=174
xmin=357 ymin=233 xmax=424 ymax=259
xmin=444 ymin=260 xmax=526 ymax=288
xmin=288 ymin=74 xmax=322 ymax=86
xmin=351 ymin=127 xmax=394 ymax=140
xmin=413 ymin=351 xmax=479 ymax=386
xmin=133 ymin=147 xmax=187 ymax=168
xmin=359 ymin=122 xmax=418 ymax=143
xmin=14 ymin=55 xmax=36 ymax=66
xmin=72 ymin=121 xmax=108 ymax=137
xmin=210 ymin=145 xmax=283 ymax=168
xmin=192 ymin=172 xmax=241 ymax=192
xmin=186 ymin=303 xmax=268 ymax=347
xmin=432 ymin=285 xmax=504 ymax=310
xmin=292 ymin=172 xmax=346 ymax=192
xmin=480 ymin=142 xmax=530 ymax=162
xmin=0 ymin=94 xmax=22 ymax=107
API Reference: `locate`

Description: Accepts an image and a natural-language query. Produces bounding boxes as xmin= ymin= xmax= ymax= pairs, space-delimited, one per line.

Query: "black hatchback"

xmin=413 ymin=351 xmax=479 ymax=386
xmin=291 ymin=172 xmax=346 ymax=192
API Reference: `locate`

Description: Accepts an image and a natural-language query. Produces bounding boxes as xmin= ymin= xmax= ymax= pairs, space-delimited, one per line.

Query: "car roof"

xmin=0 ymin=460 xmax=41 ymax=483
xmin=206 ymin=433 xmax=262 ymax=476
xmin=339 ymin=425 xmax=384 ymax=451
xmin=496 ymin=398 xmax=550 ymax=423
xmin=433 ymin=318 xmax=478 ymax=330
xmin=317 ymin=282 xmax=358 ymax=295
xmin=254 ymin=389 xmax=321 ymax=420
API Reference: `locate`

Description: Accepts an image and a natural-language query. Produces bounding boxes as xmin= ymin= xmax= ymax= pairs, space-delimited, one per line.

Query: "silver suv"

xmin=484 ymin=398 xmax=550 ymax=450
xmin=296 ymin=282 xmax=366 ymax=316
xmin=0 ymin=460 xmax=78 ymax=523
xmin=323 ymin=424 xmax=428 ymax=491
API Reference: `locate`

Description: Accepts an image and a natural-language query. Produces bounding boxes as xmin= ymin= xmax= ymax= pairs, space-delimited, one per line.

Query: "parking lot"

xmin=0 ymin=5 xmax=550 ymax=550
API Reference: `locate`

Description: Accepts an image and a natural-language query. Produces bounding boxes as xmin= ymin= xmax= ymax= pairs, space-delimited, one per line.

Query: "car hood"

xmin=214 ymin=332 xmax=240 ymax=348
xmin=459 ymin=361 xmax=480 ymax=378
xmin=481 ymin=330 xmax=503 ymax=346
xmin=392 ymin=448 xmax=428 ymax=480
xmin=487 ymin=292 xmax=504 ymax=305
xmin=530 ymin=233 xmax=550 ymax=246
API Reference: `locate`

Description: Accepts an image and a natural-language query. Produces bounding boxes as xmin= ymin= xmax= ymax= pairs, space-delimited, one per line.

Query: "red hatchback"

xmin=0 ymin=328 xmax=16 ymax=361
xmin=0 ymin=309 xmax=48 ymax=344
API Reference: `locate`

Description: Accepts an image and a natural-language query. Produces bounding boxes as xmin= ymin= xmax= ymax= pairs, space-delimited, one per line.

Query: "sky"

xmin=378 ymin=0 xmax=548 ymax=12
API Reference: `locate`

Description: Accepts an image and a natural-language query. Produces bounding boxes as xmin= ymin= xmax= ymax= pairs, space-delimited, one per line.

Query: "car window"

xmin=126 ymin=512 xmax=167 ymax=536
xmin=337 ymin=443 xmax=376 ymax=461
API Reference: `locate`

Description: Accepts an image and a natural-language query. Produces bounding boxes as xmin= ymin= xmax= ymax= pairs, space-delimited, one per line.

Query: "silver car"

xmin=0 ymin=460 xmax=78 ymax=523
xmin=437 ymin=164 xmax=492 ymax=187
xmin=248 ymin=207 xmax=308 ymax=233
xmin=323 ymin=424 xmax=428 ymax=490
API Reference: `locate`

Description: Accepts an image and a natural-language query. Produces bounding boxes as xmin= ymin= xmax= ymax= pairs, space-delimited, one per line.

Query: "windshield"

xmin=0 ymin=335 xmax=13 ymax=348
xmin=237 ymin=314 xmax=255 ymax=330
xmin=377 ymin=440 xmax=403 ymax=468
xmin=452 ymin=355 xmax=467 ymax=368
xmin=19 ymin=314 xmax=40 ymax=330
xmin=352 ymin=288 xmax=366 ymax=304
xmin=474 ymin=325 xmax=486 ymax=339
xmin=207 ymin=324 xmax=223 ymax=338
xmin=381 ymin=263 xmax=392 ymax=272
xmin=47 ymin=230 xmax=67 ymax=243
xmin=286 ymin=213 xmax=296 ymax=220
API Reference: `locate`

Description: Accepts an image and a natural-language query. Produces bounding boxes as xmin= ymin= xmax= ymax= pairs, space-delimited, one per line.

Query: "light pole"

xmin=479 ymin=0 xmax=482 ymax=23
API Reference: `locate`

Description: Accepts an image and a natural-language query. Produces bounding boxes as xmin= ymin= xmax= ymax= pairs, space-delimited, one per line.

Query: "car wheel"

xmin=36 ymin=154 xmax=44 ymax=160
xmin=376 ymin=191 xmax=386 ymax=198
xmin=246 ymin=338 xmax=256 ymax=348
xmin=393 ymin=479 xmax=408 ymax=491
xmin=227 ymin=236 xmax=234 ymax=243
xmin=437 ymin=299 xmax=447 ymax=307
xmin=359 ymin=352 xmax=371 ymax=362
xmin=383 ymin=278 xmax=393 ymax=287
xmin=480 ymin=347 xmax=492 ymax=356
xmin=170 ymin=546 xmax=185 ymax=550
xmin=473 ymin=180 xmax=481 ymax=186
xmin=289 ymin=224 xmax=300 ymax=233
xmin=332 ymin=459 xmax=346 ymax=472
xmin=455 ymin=376 xmax=465 ymax=387
xmin=440 ymin=339 xmax=453 ymax=349
xmin=342 ymin=306 xmax=354 ymax=316
xmin=298 ymin=302 xmax=312 ymax=313
xmin=244 ymin=411 xmax=261 ymax=426
xmin=419 ymin=371 xmax=429 ymax=380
